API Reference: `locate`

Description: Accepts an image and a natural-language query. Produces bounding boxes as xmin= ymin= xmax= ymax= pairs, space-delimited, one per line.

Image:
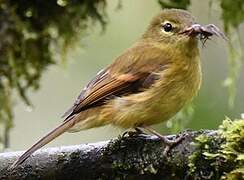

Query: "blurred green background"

xmin=4 ymin=0 xmax=244 ymax=150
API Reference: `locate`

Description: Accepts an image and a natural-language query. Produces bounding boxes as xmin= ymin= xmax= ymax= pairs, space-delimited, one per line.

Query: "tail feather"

xmin=10 ymin=117 xmax=76 ymax=169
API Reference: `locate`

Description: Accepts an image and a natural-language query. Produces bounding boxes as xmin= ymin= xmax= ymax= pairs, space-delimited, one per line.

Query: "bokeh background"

xmin=4 ymin=0 xmax=244 ymax=151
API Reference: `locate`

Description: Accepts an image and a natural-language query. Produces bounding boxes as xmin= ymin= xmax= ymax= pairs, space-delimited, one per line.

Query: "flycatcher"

xmin=11 ymin=9 xmax=226 ymax=168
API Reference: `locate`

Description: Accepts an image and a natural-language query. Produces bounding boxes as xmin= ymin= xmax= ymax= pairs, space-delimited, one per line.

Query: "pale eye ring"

xmin=162 ymin=23 xmax=173 ymax=32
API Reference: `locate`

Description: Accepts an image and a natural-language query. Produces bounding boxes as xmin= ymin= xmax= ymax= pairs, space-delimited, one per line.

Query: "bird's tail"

xmin=10 ymin=116 xmax=76 ymax=169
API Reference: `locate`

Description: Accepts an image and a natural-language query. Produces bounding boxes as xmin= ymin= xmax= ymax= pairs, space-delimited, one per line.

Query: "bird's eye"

xmin=162 ymin=23 xmax=173 ymax=32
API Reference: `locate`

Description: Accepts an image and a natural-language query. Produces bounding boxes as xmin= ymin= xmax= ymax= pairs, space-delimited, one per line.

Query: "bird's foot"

xmin=141 ymin=126 xmax=186 ymax=155
xmin=159 ymin=133 xmax=186 ymax=155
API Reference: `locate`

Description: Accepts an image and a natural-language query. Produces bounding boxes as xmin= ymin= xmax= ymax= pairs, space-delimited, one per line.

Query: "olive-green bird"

xmin=11 ymin=8 xmax=226 ymax=168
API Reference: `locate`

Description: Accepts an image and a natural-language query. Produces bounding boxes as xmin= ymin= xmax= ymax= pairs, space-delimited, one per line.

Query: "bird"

xmin=11 ymin=8 xmax=226 ymax=168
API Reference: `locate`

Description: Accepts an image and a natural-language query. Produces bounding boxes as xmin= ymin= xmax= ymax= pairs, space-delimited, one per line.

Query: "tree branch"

xmin=0 ymin=130 xmax=236 ymax=179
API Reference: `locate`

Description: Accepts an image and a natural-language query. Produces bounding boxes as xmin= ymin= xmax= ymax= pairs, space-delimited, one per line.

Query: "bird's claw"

xmin=161 ymin=133 xmax=187 ymax=156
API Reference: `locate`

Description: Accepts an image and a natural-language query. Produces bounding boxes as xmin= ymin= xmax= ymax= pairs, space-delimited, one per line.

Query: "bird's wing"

xmin=63 ymin=44 xmax=169 ymax=120
xmin=61 ymin=68 xmax=110 ymax=118
xmin=63 ymin=69 xmax=149 ymax=120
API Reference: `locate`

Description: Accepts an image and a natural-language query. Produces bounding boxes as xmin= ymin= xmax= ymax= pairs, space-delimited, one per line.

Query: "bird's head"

xmin=143 ymin=9 xmax=226 ymax=46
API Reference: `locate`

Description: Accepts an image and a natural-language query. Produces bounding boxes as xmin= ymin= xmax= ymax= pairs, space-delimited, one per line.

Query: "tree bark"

xmin=0 ymin=130 xmax=224 ymax=180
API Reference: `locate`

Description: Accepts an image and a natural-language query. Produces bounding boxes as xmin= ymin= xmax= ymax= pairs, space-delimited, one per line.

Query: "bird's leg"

xmin=141 ymin=126 xmax=185 ymax=155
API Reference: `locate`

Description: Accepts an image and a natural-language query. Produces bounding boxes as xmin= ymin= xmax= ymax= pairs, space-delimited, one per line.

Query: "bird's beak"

xmin=180 ymin=23 xmax=227 ymax=40
xmin=180 ymin=24 xmax=206 ymax=37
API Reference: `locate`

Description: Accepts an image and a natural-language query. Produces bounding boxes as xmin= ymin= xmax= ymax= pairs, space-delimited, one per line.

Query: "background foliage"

xmin=0 ymin=0 xmax=243 ymax=149
xmin=0 ymin=0 xmax=107 ymax=148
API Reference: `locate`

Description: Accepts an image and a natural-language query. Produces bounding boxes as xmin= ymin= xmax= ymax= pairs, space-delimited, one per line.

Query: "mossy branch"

xmin=0 ymin=119 xmax=243 ymax=180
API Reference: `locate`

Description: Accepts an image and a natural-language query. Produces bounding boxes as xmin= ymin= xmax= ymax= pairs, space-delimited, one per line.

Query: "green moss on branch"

xmin=189 ymin=119 xmax=244 ymax=179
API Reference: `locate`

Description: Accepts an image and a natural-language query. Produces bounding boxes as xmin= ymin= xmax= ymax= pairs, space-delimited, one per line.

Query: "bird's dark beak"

xmin=180 ymin=23 xmax=227 ymax=40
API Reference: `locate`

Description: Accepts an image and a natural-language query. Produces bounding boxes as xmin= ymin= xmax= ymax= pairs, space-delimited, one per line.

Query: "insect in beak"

xmin=180 ymin=23 xmax=227 ymax=46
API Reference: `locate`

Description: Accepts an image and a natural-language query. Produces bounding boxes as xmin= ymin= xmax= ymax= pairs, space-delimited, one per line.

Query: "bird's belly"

xmin=106 ymin=89 xmax=192 ymax=128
